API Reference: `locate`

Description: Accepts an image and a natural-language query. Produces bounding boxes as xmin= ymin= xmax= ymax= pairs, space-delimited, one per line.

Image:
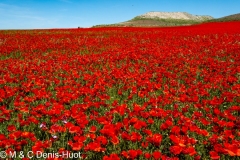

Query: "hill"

xmin=208 ymin=13 xmax=240 ymax=22
xmin=92 ymin=11 xmax=213 ymax=27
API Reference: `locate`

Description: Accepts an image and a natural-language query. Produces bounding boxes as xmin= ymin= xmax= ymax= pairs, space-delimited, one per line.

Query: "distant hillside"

xmin=138 ymin=12 xmax=213 ymax=21
xmin=208 ymin=13 xmax=240 ymax=22
xmin=93 ymin=11 xmax=213 ymax=27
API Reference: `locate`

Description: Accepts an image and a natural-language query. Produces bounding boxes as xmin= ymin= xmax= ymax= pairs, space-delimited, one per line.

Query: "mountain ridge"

xmin=92 ymin=12 xmax=239 ymax=27
xmin=93 ymin=11 xmax=213 ymax=27
xmin=208 ymin=13 xmax=240 ymax=22
xmin=138 ymin=11 xmax=213 ymax=21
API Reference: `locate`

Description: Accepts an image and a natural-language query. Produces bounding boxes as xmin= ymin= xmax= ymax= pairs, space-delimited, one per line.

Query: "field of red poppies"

xmin=0 ymin=22 xmax=240 ymax=160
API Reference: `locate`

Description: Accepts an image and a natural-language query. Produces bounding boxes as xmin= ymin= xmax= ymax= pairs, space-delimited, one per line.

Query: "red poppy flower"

xmin=103 ymin=153 xmax=120 ymax=160
xmin=169 ymin=135 xmax=186 ymax=147
xmin=128 ymin=150 xmax=138 ymax=159
xmin=209 ymin=151 xmax=220 ymax=159
xmin=96 ymin=136 xmax=108 ymax=146
xmin=184 ymin=146 xmax=197 ymax=156
xmin=7 ymin=125 xmax=16 ymax=132
xmin=144 ymin=152 xmax=151 ymax=159
xmin=151 ymin=133 xmax=162 ymax=146
xmin=223 ymin=142 xmax=239 ymax=156
xmin=111 ymin=136 xmax=119 ymax=145
xmin=152 ymin=151 xmax=161 ymax=159
xmin=171 ymin=126 xmax=180 ymax=134
xmin=170 ymin=145 xmax=183 ymax=155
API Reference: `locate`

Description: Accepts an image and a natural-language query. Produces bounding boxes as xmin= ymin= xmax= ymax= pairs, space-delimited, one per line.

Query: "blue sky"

xmin=0 ymin=0 xmax=239 ymax=29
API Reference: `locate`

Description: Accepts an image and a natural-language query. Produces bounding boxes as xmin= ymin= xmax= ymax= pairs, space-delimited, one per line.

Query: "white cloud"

xmin=0 ymin=2 xmax=59 ymax=29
